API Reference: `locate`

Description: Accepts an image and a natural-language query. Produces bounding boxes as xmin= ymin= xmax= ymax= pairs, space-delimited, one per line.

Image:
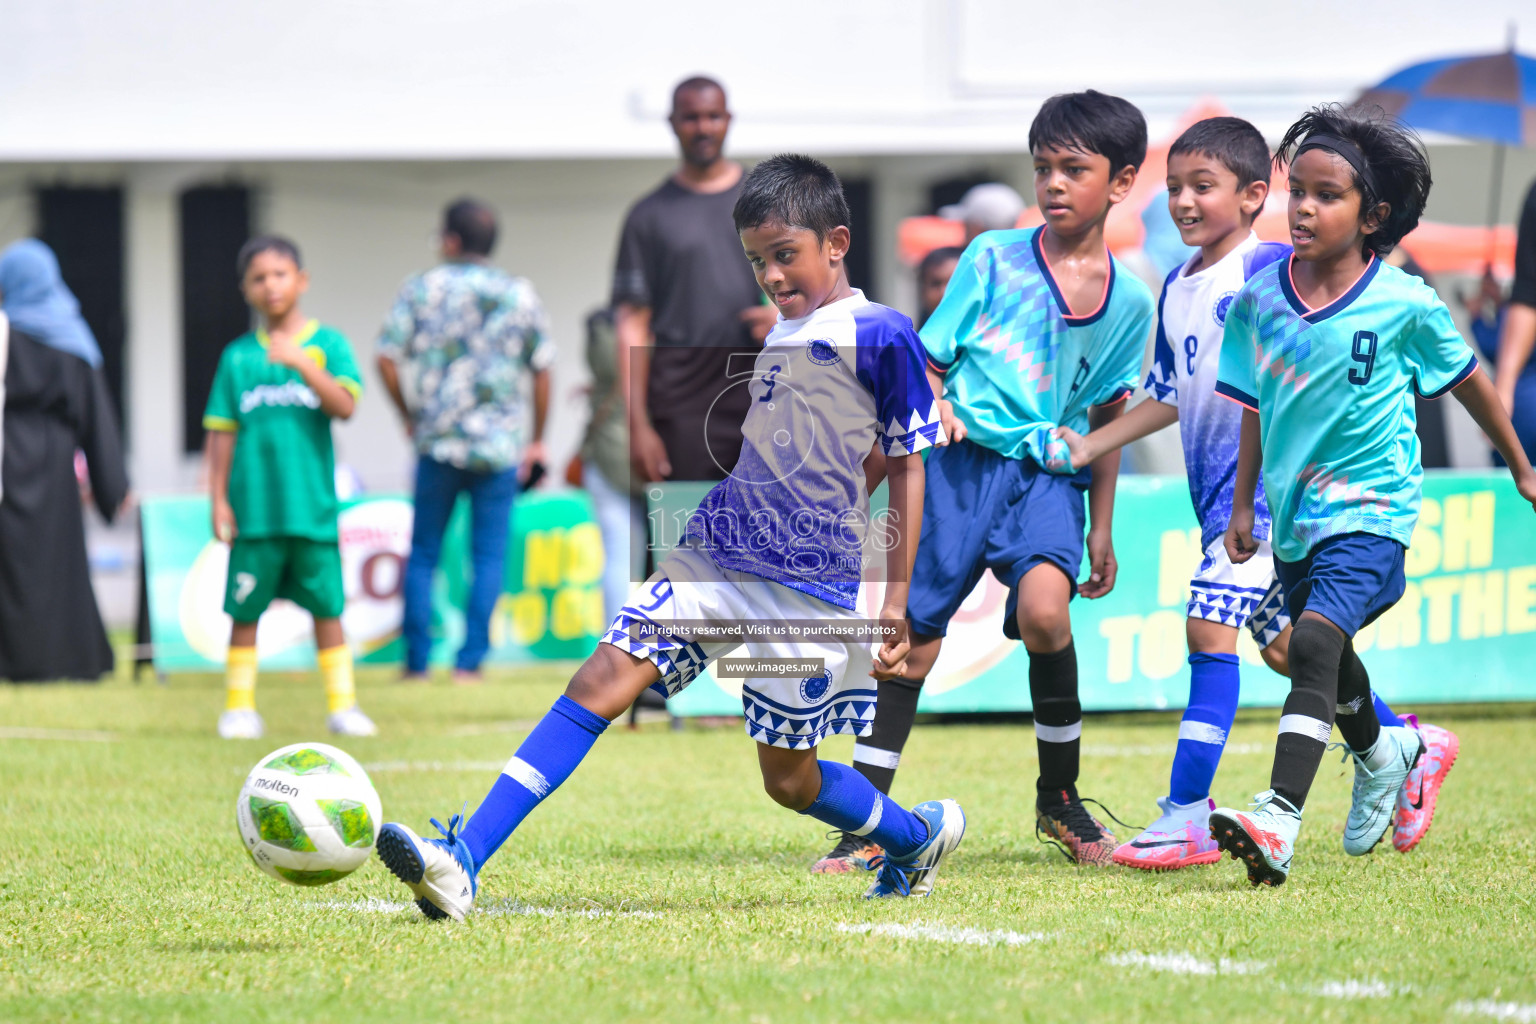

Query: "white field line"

xmin=478 ymin=899 xmax=661 ymax=920
xmin=1308 ymin=979 xmax=1410 ymax=999
xmin=312 ymin=898 xmax=412 ymax=914
xmin=1106 ymin=952 xmax=1268 ymax=976
xmin=446 ymin=720 xmax=539 ymax=737
xmin=837 ymin=923 xmax=1047 ymax=947
xmin=361 ymin=760 xmax=506 ymax=774
xmin=0 ymin=726 xmax=118 ymax=742
xmin=1457 ymin=1002 xmax=1536 ymax=1023
xmin=310 ymin=898 xmax=659 ymax=920
xmin=1082 ymin=742 xmax=1265 ymax=758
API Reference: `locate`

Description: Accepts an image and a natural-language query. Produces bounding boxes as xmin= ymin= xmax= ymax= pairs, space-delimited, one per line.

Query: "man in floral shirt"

xmin=377 ymin=198 xmax=554 ymax=681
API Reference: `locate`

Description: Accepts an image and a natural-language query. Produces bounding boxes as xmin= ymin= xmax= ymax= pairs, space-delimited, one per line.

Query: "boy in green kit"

xmin=204 ymin=235 xmax=376 ymax=740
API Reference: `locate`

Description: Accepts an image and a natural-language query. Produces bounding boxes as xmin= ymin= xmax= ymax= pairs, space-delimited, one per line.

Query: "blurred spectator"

xmin=0 ymin=239 xmax=128 ymax=682
xmin=614 ymin=76 xmax=771 ymax=486
xmin=939 ymin=183 xmax=1026 ymax=245
xmin=1493 ymin=178 xmax=1536 ymax=465
xmin=917 ymin=246 xmax=963 ymax=328
xmin=377 ymin=199 xmax=553 ymax=682
xmin=576 ymin=308 xmax=645 ymax=624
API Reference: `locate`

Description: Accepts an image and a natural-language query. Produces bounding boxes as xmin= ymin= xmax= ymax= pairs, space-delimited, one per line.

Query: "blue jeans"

xmin=403 ymin=456 xmax=518 ymax=672
xmin=582 ymin=462 xmax=646 ymax=625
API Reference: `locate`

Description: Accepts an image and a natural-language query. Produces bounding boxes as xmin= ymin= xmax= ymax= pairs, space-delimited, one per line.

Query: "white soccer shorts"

xmin=601 ymin=541 xmax=876 ymax=749
xmin=1187 ymin=537 xmax=1290 ymax=649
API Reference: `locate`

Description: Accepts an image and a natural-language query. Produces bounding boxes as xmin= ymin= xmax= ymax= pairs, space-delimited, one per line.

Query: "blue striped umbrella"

xmin=1356 ymin=43 xmax=1535 ymax=262
xmin=1356 ymin=49 xmax=1536 ymax=145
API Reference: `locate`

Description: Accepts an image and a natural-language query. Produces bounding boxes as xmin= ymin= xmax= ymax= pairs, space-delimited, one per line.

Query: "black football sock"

xmin=1270 ymin=617 xmax=1346 ymax=811
xmin=852 ymin=676 xmax=923 ymax=796
xmin=1333 ymin=642 xmax=1381 ymax=753
xmin=1029 ymin=639 xmax=1080 ymax=802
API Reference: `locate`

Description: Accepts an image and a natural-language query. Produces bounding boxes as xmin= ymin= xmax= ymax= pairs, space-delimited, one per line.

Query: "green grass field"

xmin=2 ymin=664 xmax=1534 ymax=1023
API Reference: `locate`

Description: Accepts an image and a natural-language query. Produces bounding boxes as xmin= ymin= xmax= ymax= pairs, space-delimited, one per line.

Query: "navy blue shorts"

xmin=1274 ymin=532 xmax=1407 ymax=638
xmin=907 ymin=439 xmax=1086 ymax=639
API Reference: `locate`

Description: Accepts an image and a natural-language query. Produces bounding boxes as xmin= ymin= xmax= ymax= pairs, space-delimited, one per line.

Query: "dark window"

xmin=842 ymin=177 xmax=875 ymax=302
xmin=35 ymin=186 xmax=126 ymax=431
xmin=180 ymin=186 xmax=251 ymax=453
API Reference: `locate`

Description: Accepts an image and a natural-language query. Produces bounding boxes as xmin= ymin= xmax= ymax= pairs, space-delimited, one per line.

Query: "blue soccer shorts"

xmin=1273 ymin=532 xmax=1407 ymax=638
xmin=906 ymin=439 xmax=1086 ymax=640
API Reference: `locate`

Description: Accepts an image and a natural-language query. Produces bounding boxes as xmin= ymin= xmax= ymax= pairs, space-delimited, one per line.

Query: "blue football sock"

xmin=1372 ymin=691 xmax=1403 ymax=728
xmin=799 ymin=761 xmax=929 ymax=859
xmin=459 ymin=695 xmax=609 ymax=868
xmin=1168 ymin=652 xmax=1241 ymax=806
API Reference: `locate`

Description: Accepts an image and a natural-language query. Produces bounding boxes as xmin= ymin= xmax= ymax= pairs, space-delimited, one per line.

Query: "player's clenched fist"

xmin=1224 ymin=505 xmax=1258 ymax=565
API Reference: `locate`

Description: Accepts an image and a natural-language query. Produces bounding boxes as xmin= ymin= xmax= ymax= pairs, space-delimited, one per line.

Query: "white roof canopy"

xmin=0 ymin=0 xmax=1526 ymax=160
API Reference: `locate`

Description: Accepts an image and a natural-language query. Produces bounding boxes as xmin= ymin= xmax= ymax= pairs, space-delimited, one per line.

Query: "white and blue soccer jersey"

xmin=687 ymin=291 xmax=942 ymax=609
xmin=921 ymin=226 xmax=1154 ymax=471
xmin=1216 ymin=256 xmax=1478 ymax=563
xmin=1145 ymin=233 xmax=1290 ymax=549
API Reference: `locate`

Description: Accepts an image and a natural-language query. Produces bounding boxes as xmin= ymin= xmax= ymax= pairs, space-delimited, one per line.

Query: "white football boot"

xmin=375 ymin=816 xmax=477 ymax=921
xmin=327 ymin=706 xmax=378 ymax=737
xmin=217 ymin=709 xmax=265 ymax=740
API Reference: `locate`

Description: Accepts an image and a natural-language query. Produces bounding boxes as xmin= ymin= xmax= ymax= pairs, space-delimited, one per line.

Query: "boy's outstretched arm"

xmin=1056 ymin=398 xmax=1179 ymax=470
xmin=1452 ymin=367 xmax=1536 ymax=509
xmin=1223 ymin=408 xmax=1263 ymax=564
xmin=1081 ymin=402 xmax=1126 ymax=599
xmin=206 ymin=429 xmax=237 ymax=543
xmin=269 ymin=340 xmax=356 ymax=419
xmin=872 ymin=450 xmax=924 ymax=678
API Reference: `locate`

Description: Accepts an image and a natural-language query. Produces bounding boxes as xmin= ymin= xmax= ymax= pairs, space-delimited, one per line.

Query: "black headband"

xmin=1295 ymin=134 xmax=1379 ymax=199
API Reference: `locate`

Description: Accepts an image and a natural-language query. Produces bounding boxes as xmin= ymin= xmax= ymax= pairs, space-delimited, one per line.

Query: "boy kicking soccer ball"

xmin=204 ymin=236 xmax=375 ymax=740
xmin=1055 ymin=116 xmax=1452 ymax=870
xmin=1210 ymin=105 xmax=1536 ymax=886
xmin=375 ymin=155 xmax=964 ymax=919
xmin=814 ymin=91 xmax=1155 ymax=874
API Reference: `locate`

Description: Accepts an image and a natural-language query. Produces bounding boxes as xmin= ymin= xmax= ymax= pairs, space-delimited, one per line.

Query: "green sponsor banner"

xmin=141 ymin=492 xmax=604 ymax=671
xmin=660 ymin=471 xmax=1536 ymax=716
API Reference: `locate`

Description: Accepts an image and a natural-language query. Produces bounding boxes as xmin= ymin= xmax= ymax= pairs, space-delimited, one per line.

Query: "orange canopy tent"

xmin=897 ymin=99 xmax=1516 ymax=277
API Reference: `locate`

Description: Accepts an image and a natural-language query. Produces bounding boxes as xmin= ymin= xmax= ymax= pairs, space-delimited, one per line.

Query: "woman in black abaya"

xmin=0 ymin=239 xmax=128 ymax=681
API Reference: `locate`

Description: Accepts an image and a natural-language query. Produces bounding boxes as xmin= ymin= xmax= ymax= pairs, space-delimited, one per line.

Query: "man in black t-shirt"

xmin=611 ymin=76 xmax=775 ymax=483
xmin=1495 ymin=179 xmax=1536 ymax=463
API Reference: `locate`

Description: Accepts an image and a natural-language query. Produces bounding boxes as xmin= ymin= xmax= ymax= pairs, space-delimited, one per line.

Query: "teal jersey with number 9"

xmin=1215 ymin=255 xmax=1477 ymax=563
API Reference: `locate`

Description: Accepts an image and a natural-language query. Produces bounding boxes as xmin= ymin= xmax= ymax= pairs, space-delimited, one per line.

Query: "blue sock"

xmin=1372 ymin=691 xmax=1403 ymax=728
xmin=798 ymin=761 xmax=929 ymax=858
xmin=1168 ymin=652 xmax=1241 ymax=806
xmin=459 ymin=695 xmax=609 ymax=869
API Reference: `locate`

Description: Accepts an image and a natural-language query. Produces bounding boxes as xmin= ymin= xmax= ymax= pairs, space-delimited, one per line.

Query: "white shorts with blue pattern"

xmin=1187 ymin=537 xmax=1290 ymax=649
xmin=601 ymin=542 xmax=876 ymax=750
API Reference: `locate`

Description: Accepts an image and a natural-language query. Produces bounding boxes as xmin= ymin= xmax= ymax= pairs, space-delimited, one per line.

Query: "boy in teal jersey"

xmin=1210 ymin=106 xmax=1536 ymax=887
xmin=815 ymin=92 xmax=1155 ymax=874
xmin=204 ymin=236 xmax=376 ymax=741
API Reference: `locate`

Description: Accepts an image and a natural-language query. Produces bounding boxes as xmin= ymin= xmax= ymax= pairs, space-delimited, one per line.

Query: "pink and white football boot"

xmin=1393 ymin=716 xmax=1459 ymax=853
xmin=1111 ymin=796 xmax=1223 ymax=871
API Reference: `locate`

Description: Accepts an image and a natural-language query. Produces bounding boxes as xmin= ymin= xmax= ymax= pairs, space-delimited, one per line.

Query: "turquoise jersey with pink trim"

xmin=1216 ymin=255 xmax=1476 ymax=562
xmin=919 ymin=226 xmax=1153 ymax=472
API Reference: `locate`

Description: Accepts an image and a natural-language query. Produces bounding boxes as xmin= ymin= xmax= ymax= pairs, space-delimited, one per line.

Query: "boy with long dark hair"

xmin=1211 ymin=105 xmax=1536 ymax=886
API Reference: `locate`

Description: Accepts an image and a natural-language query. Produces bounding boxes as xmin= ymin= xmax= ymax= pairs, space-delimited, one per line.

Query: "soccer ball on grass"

xmin=236 ymin=742 xmax=382 ymax=886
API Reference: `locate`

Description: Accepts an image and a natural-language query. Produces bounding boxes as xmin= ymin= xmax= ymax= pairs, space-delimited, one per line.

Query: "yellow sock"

xmin=318 ymin=645 xmax=356 ymax=715
xmin=226 ymin=646 xmax=258 ymax=712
